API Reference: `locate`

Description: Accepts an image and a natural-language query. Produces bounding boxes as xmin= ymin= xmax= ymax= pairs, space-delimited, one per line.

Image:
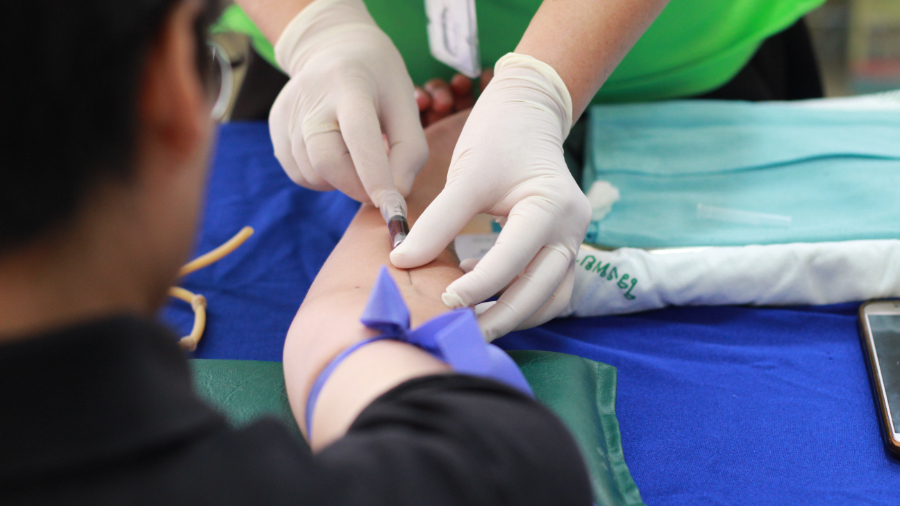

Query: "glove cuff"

xmin=274 ymin=0 xmax=376 ymax=74
xmin=494 ymin=53 xmax=574 ymax=139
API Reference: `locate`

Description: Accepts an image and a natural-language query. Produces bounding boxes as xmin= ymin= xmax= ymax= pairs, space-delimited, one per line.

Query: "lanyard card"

xmin=425 ymin=0 xmax=481 ymax=78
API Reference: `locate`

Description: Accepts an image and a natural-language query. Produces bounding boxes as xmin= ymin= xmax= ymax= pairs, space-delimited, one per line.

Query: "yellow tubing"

xmin=179 ymin=226 xmax=254 ymax=277
xmin=168 ymin=286 xmax=207 ymax=352
xmin=169 ymin=227 xmax=254 ymax=351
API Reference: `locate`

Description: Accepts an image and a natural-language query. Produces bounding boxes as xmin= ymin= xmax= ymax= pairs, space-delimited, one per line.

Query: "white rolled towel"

xmin=560 ymin=240 xmax=900 ymax=317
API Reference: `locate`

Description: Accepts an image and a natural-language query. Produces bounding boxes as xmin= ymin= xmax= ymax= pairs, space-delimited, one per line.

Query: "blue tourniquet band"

xmin=304 ymin=266 xmax=532 ymax=440
xmin=304 ymin=335 xmax=390 ymax=438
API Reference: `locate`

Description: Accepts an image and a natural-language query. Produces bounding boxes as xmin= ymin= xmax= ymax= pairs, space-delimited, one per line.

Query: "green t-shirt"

xmin=216 ymin=0 xmax=824 ymax=103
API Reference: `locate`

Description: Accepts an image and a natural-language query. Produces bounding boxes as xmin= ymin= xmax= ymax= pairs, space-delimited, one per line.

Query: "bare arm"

xmin=233 ymin=0 xmax=314 ymax=43
xmin=516 ymin=0 xmax=670 ymax=118
xmin=238 ymin=0 xmax=668 ymax=117
xmin=283 ymin=112 xmax=471 ymax=450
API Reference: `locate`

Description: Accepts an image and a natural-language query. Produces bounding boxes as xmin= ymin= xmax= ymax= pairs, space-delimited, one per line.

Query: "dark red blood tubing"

xmin=388 ymin=215 xmax=409 ymax=249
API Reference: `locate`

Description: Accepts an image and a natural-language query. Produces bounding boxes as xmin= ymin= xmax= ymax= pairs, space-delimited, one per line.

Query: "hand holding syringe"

xmin=270 ymin=0 xmax=427 ymax=248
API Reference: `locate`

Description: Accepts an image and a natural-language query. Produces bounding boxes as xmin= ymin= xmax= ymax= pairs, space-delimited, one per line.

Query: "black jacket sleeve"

xmin=0 ymin=318 xmax=591 ymax=506
xmin=312 ymin=374 xmax=592 ymax=506
xmin=10 ymin=375 xmax=591 ymax=506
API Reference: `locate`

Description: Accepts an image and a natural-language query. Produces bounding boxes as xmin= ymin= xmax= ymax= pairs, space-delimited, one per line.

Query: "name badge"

xmin=424 ymin=0 xmax=481 ymax=78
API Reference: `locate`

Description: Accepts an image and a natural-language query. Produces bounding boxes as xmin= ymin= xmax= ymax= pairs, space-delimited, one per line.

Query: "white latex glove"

xmin=270 ymin=0 xmax=428 ymax=207
xmin=391 ymin=53 xmax=592 ymax=341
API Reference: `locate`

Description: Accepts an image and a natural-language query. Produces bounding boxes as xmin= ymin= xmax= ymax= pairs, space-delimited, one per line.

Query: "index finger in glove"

xmin=390 ymin=184 xmax=481 ymax=269
xmin=440 ymin=199 xmax=554 ymax=309
xmin=337 ymin=95 xmax=396 ymax=206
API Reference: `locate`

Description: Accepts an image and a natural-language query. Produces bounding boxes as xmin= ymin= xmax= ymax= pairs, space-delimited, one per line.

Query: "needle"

xmin=379 ymin=191 xmax=409 ymax=249
xmin=388 ymin=215 xmax=410 ymax=249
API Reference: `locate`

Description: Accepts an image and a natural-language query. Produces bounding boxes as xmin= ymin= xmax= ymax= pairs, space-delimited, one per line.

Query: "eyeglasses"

xmin=206 ymin=41 xmax=234 ymax=122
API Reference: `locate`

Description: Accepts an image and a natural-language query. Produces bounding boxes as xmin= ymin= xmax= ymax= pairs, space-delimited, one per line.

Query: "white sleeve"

xmin=561 ymin=240 xmax=900 ymax=317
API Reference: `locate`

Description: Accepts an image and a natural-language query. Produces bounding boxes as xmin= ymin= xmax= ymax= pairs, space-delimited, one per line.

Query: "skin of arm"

xmin=240 ymin=0 xmax=669 ymax=118
xmin=233 ymin=0 xmax=315 ymax=43
xmin=283 ymin=111 xmax=472 ymax=450
xmin=516 ymin=0 xmax=670 ymax=119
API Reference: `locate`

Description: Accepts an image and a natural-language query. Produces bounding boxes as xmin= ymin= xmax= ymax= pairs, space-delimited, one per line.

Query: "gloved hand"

xmin=270 ymin=0 xmax=428 ymax=207
xmin=391 ymin=53 xmax=592 ymax=341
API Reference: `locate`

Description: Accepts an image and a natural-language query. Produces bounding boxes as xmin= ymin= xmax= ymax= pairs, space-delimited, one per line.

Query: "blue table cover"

xmin=164 ymin=122 xmax=900 ymax=505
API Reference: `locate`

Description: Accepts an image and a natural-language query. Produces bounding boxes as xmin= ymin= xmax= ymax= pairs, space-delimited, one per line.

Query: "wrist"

xmin=493 ymin=53 xmax=574 ymax=139
xmin=274 ymin=0 xmax=376 ymax=73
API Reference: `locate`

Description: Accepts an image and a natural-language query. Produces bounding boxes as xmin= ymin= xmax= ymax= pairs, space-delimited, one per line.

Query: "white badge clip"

xmin=424 ymin=0 xmax=481 ymax=78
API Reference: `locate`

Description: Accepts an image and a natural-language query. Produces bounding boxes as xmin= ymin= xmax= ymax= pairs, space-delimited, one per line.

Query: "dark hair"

xmin=0 ymin=0 xmax=221 ymax=254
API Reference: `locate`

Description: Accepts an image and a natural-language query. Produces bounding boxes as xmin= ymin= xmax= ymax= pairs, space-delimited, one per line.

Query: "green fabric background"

xmin=191 ymin=350 xmax=643 ymax=505
xmin=216 ymin=0 xmax=824 ymax=103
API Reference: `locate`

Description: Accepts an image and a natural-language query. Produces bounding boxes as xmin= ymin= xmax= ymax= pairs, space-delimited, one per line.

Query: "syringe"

xmin=379 ymin=191 xmax=410 ymax=249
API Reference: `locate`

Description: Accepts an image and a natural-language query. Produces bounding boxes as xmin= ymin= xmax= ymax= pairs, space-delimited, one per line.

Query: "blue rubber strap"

xmin=304 ymin=334 xmax=394 ymax=439
xmin=305 ymin=266 xmax=532 ymax=440
xmin=359 ymin=265 xmax=409 ymax=334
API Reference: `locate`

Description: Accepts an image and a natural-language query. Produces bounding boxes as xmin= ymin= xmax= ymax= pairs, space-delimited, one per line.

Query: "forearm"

xmin=284 ymin=113 xmax=470 ymax=450
xmin=516 ymin=0 xmax=669 ymax=118
xmin=234 ymin=0 xmax=315 ymax=43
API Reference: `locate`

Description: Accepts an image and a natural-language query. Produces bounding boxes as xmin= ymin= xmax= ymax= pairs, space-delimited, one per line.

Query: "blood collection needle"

xmin=379 ymin=191 xmax=410 ymax=249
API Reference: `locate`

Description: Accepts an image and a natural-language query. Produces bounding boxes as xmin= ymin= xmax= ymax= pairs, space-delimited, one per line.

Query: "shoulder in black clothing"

xmin=0 ymin=316 xmax=591 ymax=506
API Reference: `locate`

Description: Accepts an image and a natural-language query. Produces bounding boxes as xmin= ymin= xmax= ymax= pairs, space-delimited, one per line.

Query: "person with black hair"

xmin=0 ymin=1 xmax=591 ymax=504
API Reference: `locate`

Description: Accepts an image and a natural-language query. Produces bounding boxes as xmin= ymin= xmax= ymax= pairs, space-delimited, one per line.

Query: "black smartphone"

xmin=858 ymin=300 xmax=900 ymax=458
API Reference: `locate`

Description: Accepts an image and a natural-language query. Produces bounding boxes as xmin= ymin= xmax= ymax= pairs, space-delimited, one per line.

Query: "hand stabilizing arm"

xmin=392 ymin=53 xmax=592 ymax=341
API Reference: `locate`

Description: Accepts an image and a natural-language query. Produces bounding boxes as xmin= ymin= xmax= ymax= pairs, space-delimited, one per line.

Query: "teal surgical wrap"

xmin=191 ymin=352 xmax=642 ymax=506
xmin=582 ymin=101 xmax=900 ymax=248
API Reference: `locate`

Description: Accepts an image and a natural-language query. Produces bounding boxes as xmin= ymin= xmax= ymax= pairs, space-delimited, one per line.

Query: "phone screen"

xmin=867 ymin=314 xmax=900 ymax=435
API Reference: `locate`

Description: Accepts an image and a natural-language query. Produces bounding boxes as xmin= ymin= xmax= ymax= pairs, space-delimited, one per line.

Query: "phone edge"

xmin=857 ymin=300 xmax=900 ymax=460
